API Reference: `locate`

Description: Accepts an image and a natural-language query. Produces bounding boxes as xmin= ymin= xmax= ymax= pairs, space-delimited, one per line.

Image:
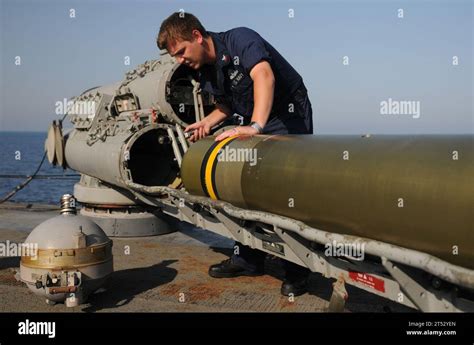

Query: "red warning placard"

xmin=349 ymin=271 xmax=385 ymax=293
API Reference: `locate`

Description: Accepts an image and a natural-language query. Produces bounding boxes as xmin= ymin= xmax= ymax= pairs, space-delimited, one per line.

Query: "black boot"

xmin=209 ymin=258 xmax=264 ymax=278
xmin=281 ymin=261 xmax=310 ymax=296
xmin=280 ymin=276 xmax=308 ymax=296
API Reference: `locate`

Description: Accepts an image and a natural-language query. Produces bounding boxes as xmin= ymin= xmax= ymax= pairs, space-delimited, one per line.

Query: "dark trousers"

xmin=231 ymin=242 xmax=310 ymax=280
xmin=231 ymin=84 xmax=313 ymax=280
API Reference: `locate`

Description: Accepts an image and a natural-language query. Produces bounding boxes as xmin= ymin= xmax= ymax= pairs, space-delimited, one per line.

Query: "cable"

xmin=0 ymin=113 xmax=71 ymax=204
xmin=0 ymin=174 xmax=80 ymax=179
xmin=0 ymin=152 xmax=47 ymax=204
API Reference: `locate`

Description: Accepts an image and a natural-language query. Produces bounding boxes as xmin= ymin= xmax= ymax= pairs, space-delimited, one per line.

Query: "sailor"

xmin=157 ymin=12 xmax=313 ymax=296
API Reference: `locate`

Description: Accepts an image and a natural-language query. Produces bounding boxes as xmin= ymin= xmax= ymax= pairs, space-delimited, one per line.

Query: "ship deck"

xmin=0 ymin=202 xmax=413 ymax=312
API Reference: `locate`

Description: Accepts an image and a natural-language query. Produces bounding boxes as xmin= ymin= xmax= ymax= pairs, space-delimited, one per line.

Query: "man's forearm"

xmin=250 ymin=62 xmax=275 ymax=128
xmin=251 ymin=83 xmax=273 ymax=128
xmin=204 ymin=103 xmax=232 ymax=128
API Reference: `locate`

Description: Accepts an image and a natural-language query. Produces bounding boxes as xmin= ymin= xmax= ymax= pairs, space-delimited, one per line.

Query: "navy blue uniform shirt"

xmin=198 ymin=27 xmax=304 ymax=122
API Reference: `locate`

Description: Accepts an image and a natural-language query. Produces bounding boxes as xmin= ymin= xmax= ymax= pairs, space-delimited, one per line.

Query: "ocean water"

xmin=0 ymin=132 xmax=79 ymax=205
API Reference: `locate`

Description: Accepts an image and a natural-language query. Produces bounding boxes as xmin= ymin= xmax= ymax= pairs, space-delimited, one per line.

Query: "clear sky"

xmin=0 ymin=0 xmax=472 ymax=134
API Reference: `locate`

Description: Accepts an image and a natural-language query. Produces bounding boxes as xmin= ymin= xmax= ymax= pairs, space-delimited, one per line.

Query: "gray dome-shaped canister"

xmin=20 ymin=196 xmax=113 ymax=307
xmin=25 ymin=214 xmax=109 ymax=249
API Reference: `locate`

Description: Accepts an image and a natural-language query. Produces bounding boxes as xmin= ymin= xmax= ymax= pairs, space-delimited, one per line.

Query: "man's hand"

xmin=185 ymin=118 xmax=212 ymax=142
xmin=185 ymin=103 xmax=232 ymax=142
xmin=215 ymin=125 xmax=259 ymax=141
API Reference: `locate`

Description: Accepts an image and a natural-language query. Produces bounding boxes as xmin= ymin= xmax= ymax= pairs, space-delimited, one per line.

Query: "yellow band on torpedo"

xmin=204 ymin=136 xmax=238 ymax=200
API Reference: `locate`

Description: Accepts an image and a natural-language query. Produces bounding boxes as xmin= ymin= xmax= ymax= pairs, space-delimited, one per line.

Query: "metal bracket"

xmin=175 ymin=124 xmax=189 ymax=153
xmin=210 ymin=209 xmax=251 ymax=245
xmin=381 ymin=257 xmax=455 ymax=312
xmin=166 ymin=127 xmax=182 ymax=167
xmin=273 ymin=226 xmax=327 ymax=274
xmin=189 ymin=76 xmax=205 ymax=122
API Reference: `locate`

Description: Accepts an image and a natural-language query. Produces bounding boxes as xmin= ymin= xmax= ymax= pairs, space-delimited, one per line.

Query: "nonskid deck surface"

xmin=0 ymin=202 xmax=413 ymax=312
